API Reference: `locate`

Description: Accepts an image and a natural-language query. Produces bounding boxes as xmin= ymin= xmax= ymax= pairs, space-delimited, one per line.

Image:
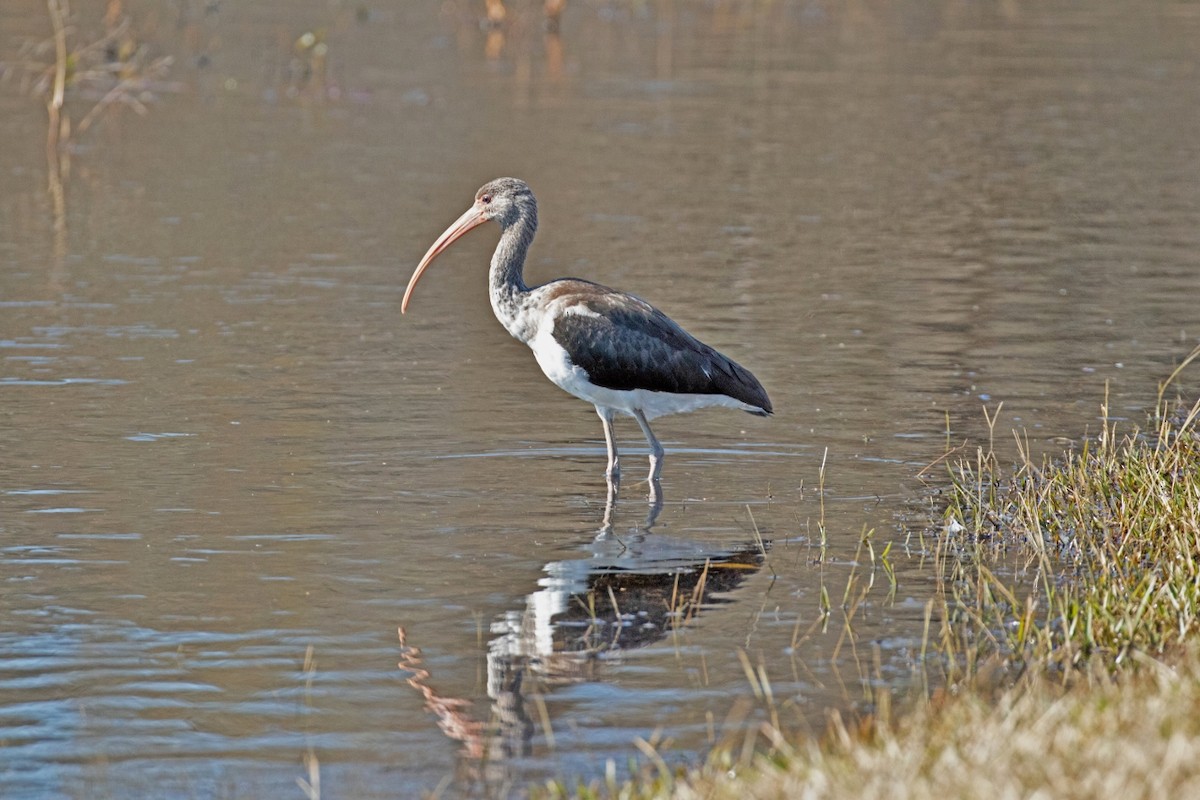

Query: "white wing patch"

xmin=562 ymin=303 xmax=604 ymax=320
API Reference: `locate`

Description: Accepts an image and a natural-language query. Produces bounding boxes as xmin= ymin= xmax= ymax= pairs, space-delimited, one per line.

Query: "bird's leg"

xmin=596 ymin=405 xmax=620 ymax=480
xmin=632 ymin=409 xmax=665 ymax=483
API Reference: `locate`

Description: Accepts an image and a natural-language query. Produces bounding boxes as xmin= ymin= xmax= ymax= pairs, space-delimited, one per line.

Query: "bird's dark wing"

xmin=546 ymin=281 xmax=772 ymax=414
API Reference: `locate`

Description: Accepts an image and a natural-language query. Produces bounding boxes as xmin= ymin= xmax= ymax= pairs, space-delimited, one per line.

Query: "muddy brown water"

xmin=1 ymin=1 xmax=1198 ymax=797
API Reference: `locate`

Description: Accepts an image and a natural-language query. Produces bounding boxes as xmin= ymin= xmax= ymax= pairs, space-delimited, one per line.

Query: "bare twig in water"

xmin=19 ymin=0 xmax=176 ymax=155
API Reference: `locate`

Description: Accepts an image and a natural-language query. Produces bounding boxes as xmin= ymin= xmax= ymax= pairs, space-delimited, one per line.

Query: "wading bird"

xmin=402 ymin=178 xmax=771 ymax=484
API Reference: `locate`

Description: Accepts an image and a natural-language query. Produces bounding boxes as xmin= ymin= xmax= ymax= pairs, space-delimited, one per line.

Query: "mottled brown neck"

xmin=489 ymin=200 xmax=538 ymax=341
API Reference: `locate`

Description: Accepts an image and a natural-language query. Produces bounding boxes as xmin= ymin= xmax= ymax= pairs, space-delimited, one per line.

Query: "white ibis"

xmin=402 ymin=178 xmax=772 ymax=482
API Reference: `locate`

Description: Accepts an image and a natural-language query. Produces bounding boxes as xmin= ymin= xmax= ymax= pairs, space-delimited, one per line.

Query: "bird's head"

xmin=474 ymin=177 xmax=535 ymax=228
xmin=402 ymin=177 xmax=536 ymax=314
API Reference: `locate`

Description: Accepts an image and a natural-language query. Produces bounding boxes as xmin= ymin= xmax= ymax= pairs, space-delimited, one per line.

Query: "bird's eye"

xmin=481 ymin=194 xmax=493 ymax=205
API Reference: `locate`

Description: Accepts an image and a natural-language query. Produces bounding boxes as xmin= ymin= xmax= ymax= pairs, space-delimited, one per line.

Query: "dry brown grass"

xmin=540 ymin=649 xmax=1200 ymax=800
xmin=667 ymin=650 xmax=1200 ymax=800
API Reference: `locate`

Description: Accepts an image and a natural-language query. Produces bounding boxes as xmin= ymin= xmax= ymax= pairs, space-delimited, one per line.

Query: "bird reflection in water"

xmin=396 ymin=485 xmax=767 ymax=775
xmin=465 ymin=0 xmax=567 ymax=67
xmin=479 ymin=0 xmax=568 ymax=31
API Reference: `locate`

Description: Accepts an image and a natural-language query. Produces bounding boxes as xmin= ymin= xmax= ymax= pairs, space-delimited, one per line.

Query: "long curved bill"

xmin=401 ymin=203 xmax=489 ymax=314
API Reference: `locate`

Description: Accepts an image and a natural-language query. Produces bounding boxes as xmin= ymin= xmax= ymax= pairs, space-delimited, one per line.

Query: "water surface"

xmin=1 ymin=1 xmax=1198 ymax=797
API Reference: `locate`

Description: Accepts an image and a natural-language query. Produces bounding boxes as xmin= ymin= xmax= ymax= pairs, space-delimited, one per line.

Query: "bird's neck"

xmin=489 ymin=208 xmax=538 ymax=342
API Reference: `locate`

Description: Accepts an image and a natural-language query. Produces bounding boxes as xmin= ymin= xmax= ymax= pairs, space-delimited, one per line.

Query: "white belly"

xmin=527 ymin=323 xmax=757 ymax=420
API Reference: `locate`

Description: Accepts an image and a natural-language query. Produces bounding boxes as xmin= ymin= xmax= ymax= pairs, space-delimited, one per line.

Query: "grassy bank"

xmin=940 ymin=379 xmax=1200 ymax=678
xmin=669 ymin=648 xmax=1200 ymax=800
xmin=540 ymin=347 xmax=1200 ymax=800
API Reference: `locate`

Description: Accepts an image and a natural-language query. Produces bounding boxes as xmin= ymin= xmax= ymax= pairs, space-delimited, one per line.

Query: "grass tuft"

xmin=941 ymin=356 xmax=1200 ymax=675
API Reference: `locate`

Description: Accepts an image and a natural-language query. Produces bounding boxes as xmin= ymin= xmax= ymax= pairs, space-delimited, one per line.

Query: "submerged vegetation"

xmin=538 ymin=345 xmax=1200 ymax=799
xmin=6 ymin=0 xmax=175 ymax=155
xmin=1 ymin=0 xmax=176 ymax=263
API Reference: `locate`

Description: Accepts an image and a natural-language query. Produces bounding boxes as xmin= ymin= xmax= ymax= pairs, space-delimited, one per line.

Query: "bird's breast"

xmin=489 ymin=287 xmax=539 ymax=343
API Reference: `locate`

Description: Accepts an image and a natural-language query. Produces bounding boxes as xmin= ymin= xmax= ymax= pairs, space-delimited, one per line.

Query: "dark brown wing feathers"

xmin=548 ymin=282 xmax=772 ymax=415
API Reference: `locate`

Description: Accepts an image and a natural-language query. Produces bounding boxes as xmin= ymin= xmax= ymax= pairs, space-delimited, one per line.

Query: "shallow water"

xmin=1 ymin=1 xmax=1198 ymax=797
